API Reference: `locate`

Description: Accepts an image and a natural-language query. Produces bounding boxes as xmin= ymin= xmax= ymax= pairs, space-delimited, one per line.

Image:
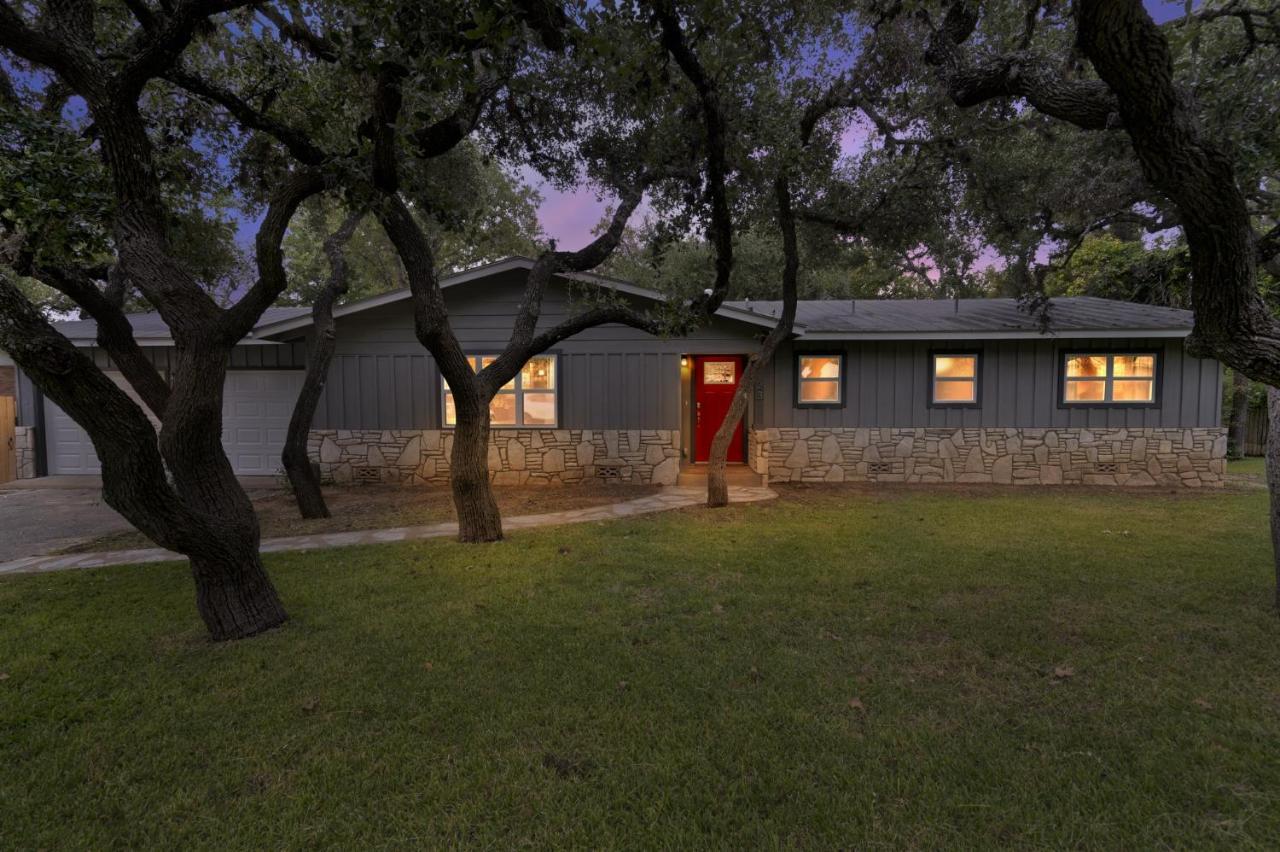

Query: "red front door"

xmin=694 ymin=355 xmax=746 ymax=463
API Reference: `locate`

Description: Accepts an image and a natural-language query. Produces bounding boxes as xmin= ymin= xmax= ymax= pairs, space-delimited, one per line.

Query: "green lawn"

xmin=1229 ymin=456 xmax=1268 ymax=479
xmin=2 ymin=485 xmax=1279 ymax=849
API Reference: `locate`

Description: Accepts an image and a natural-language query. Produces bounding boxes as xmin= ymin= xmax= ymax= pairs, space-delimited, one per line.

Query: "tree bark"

xmin=190 ymin=548 xmax=287 ymax=641
xmin=926 ymin=0 xmax=1280 ymax=387
xmin=450 ymin=393 xmax=503 ymax=542
xmin=0 ymin=270 xmax=287 ymax=640
xmin=1228 ymin=370 xmax=1250 ymax=459
xmin=1267 ymin=387 xmax=1280 ymax=612
xmin=708 ymin=177 xmax=800 ymax=507
xmin=282 ymin=212 xmax=362 ymax=519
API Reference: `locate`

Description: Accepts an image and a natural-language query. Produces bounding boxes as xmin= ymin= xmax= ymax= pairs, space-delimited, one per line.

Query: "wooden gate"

xmin=0 ymin=396 xmax=15 ymax=484
xmin=1244 ymin=404 xmax=1269 ymax=457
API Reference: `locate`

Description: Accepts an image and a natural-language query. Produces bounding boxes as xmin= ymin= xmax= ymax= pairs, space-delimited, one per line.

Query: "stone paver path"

xmin=0 ymin=485 xmax=776 ymax=576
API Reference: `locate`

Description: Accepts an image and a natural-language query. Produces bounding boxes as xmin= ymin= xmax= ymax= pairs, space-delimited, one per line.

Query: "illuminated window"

xmin=931 ymin=353 xmax=979 ymax=405
xmin=1063 ymin=352 xmax=1156 ymax=404
xmin=797 ymin=353 xmax=843 ymax=405
xmin=703 ymin=360 xmax=737 ymax=384
xmin=443 ymin=354 xmax=558 ymax=426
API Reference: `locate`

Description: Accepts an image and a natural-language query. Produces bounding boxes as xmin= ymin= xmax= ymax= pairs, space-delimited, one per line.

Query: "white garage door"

xmin=44 ymin=370 xmax=305 ymax=476
xmin=219 ymin=371 xmax=305 ymax=475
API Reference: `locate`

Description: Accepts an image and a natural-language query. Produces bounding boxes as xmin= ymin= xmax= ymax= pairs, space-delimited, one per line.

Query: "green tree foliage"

xmin=279 ymin=150 xmax=543 ymax=306
xmin=1045 ymin=234 xmax=1191 ymax=307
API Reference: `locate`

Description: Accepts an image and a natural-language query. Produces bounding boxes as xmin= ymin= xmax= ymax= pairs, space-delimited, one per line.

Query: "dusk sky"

xmin=526 ymin=0 xmax=1190 ymax=250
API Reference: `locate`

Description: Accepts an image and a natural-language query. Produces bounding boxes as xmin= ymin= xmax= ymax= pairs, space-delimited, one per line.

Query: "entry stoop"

xmin=676 ymin=463 xmax=764 ymax=488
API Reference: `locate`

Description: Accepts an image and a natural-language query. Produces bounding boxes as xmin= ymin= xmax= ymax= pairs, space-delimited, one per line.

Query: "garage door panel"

xmin=47 ymin=370 xmax=304 ymax=476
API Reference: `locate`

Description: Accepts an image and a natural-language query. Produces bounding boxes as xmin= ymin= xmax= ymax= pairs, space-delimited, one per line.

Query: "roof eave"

xmin=796 ymin=328 xmax=1192 ymax=341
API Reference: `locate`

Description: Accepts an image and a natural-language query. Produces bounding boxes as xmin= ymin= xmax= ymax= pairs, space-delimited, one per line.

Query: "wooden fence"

xmin=1244 ymin=404 xmax=1269 ymax=457
xmin=0 ymin=396 xmax=14 ymax=484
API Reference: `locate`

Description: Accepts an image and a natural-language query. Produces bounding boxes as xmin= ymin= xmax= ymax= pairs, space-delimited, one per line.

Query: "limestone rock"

xmin=992 ymin=454 xmax=1013 ymax=484
xmin=396 ymin=436 xmax=421 ymax=467
xmin=821 ymin=434 xmax=842 ymax=464
xmin=544 ymin=448 xmax=566 ymax=473
xmin=508 ymin=438 xmax=526 ymax=470
xmin=577 ymin=441 xmax=595 ymax=468
xmin=645 ymin=444 xmax=666 ymax=465
xmin=319 ymin=436 xmax=341 ymax=463
xmin=651 ymin=456 xmax=680 ymax=485
xmin=785 ymin=440 xmax=809 ymax=470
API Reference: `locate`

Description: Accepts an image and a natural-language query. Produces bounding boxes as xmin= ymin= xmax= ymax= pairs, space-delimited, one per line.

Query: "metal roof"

xmin=724 ymin=296 xmax=1193 ymax=339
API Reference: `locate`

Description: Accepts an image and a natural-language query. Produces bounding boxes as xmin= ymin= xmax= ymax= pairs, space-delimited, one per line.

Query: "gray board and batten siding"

xmin=759 ymin=338 xmax=1221 ymax=431
xmin=309 ymin=267 xmax=759 ymax=432
xmin=15 ymin=341 xmax=308 ymax=433
xmin=15 ymin=265 xmax=1221 ymax=438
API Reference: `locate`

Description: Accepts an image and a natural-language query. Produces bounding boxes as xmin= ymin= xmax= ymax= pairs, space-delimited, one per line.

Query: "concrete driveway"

xmin=0 ymin=483 xmax=134 ymax=562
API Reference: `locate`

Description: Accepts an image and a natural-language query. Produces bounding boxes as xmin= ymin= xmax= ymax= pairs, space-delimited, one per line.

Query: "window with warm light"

xmin=1062 ymin=352 xmax=1157 ymax=404
xmin=931 ymin=353 xmax=979 ymax=405
xmin=796 ymin=353 xmax=844 ymax=405
xmin=442 ymin=354 xmax=558 ymax=426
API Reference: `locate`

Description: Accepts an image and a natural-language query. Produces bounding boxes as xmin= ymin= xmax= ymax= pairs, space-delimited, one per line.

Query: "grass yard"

xmin=3 ymin=484 xmax=1280 ymax=848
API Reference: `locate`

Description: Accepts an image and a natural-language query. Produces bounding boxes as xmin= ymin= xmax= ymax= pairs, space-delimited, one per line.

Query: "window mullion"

xmin=514 ymin=371 xmax=524 ymax=427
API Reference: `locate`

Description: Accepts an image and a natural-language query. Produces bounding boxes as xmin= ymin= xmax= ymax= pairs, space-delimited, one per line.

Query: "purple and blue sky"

xmin=527 ymin=0 xmax=1190 ymax=251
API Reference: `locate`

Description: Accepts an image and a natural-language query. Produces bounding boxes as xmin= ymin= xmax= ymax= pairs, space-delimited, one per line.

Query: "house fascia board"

xmin=60 ymin=337 xmax=288 ymax=347
xmin=795 ymin=328 xmax=1191 ymax=341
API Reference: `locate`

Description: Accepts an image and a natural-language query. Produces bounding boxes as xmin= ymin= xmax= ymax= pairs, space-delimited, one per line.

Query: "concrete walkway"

xmin=0 ymin=485 xmax=777 ymax=576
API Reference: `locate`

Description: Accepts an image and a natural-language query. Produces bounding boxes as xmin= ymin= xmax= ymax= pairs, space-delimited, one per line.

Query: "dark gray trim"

xmin=1056 ymin=347 xmax=1163 ymax=409
xmin=927 ymin=349 xmax=983 ymax=409
xmin=32 ymin=381 xmax=47 ymax=477
xmin=440 ymin=351 xmax=562 ymax=429
xmin=793 ymin=350 xmax=847 ymax=410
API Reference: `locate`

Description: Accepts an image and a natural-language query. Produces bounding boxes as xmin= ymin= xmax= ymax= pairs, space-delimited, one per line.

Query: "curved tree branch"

xmin=924 ymin=0 xmax=1121 ymax=130
xmin=220 ymin=168 xmax=327 ymax=342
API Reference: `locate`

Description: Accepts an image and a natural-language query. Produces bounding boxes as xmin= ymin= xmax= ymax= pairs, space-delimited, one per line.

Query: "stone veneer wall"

xmin=308 ymin=428 xmax=682 ymax=486
xmin=13 ymin=426 xmax=36 ymax=480
xmin=750 ymin=426 xmax=1227 ymax=487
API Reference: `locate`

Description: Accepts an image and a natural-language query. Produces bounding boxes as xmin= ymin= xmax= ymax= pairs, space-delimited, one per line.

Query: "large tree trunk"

xmin=1228 ymin=371 xmax=1250 ymax=459
xmin=1268 ymin=387 xmax=1280 ymax=613
xmin=708 ymin=177 xmax=800 ymax=507
xmin=450 ymin=394 xmax=503 ymax=542
xmin=190 ymin=548 xmax=287 ymax=641
xmin=161 ymin=345 xmax=289 ymax=638
xmin=0 ymin=272 xmax=287 ymax=640
xmin=282 ymin=213 xmax=361 ymax=519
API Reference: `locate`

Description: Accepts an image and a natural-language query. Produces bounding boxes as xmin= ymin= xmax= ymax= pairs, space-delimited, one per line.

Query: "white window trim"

xmin=442 ymin=354 xmax=559 ymax=428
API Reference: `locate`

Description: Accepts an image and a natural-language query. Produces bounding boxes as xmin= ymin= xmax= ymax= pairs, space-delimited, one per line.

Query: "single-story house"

xmin=11 ymin=256 xmax=1226 ymax=487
